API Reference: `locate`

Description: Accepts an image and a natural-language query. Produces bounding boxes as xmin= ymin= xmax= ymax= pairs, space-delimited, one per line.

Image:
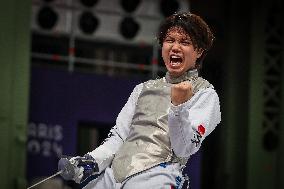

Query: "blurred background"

xmin=0 ymin=0 xmax=283 ymax=188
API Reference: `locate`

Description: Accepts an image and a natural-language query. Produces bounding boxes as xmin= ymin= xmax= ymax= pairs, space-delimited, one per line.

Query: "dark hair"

xmin=157 ymin=12 xmax=215 ymax=69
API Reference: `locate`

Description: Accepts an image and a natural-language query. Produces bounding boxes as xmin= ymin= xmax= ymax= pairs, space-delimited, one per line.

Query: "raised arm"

xmin=168 ymin=87 xmax=221 ymax=157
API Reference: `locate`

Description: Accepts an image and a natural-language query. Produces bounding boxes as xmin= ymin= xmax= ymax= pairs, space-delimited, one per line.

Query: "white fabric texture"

xmin=169 ymin=87 xmax=221 ymax=157
xmin=87 ymin=79 xmax=221 ymax=179
xmin=83 ymin=163 xmax=183 ymax=189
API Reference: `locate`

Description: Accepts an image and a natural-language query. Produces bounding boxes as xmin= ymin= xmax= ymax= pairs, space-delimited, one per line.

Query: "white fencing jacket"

xmin=88 ymin=76 xmax=221 ymax=179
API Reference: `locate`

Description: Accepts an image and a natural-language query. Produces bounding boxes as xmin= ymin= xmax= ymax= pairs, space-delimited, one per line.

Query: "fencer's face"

xmin=162 ymin=27 xmax=203 ymax=78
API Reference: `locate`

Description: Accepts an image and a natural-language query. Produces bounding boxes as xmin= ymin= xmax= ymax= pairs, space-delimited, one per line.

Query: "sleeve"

xmin=168 ymin=87 xmax=221 ymax=158
xmin=87 ymin=83 xmax=143 ymax=173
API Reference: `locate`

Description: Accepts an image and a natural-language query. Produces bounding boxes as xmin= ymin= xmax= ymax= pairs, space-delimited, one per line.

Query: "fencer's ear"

xmin=197 ymin=49 xmax=204 ymax=58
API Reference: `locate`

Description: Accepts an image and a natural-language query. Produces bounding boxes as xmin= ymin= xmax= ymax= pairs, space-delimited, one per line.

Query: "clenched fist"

xmin=171 ymin=81 xmax=193 ymax=106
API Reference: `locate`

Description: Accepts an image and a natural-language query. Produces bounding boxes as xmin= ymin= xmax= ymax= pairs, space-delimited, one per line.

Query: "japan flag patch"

xmin=198 ymin=124 xmax=205 ymax=135
xmin=191 ymin=124 xmax=206 ymax=147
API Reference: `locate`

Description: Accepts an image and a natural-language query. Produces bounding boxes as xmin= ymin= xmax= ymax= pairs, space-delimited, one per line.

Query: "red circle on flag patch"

xmin=198 ymin=125 xmax=205 ymax=135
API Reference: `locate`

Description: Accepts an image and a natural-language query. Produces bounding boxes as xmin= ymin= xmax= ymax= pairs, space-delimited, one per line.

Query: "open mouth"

xmin=170 ymin=55 xmax=183 ymax=67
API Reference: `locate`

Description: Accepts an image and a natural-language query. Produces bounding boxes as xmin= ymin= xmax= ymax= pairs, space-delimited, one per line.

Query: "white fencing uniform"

xmin=83 ymin=69 xmax=221 ymax=189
